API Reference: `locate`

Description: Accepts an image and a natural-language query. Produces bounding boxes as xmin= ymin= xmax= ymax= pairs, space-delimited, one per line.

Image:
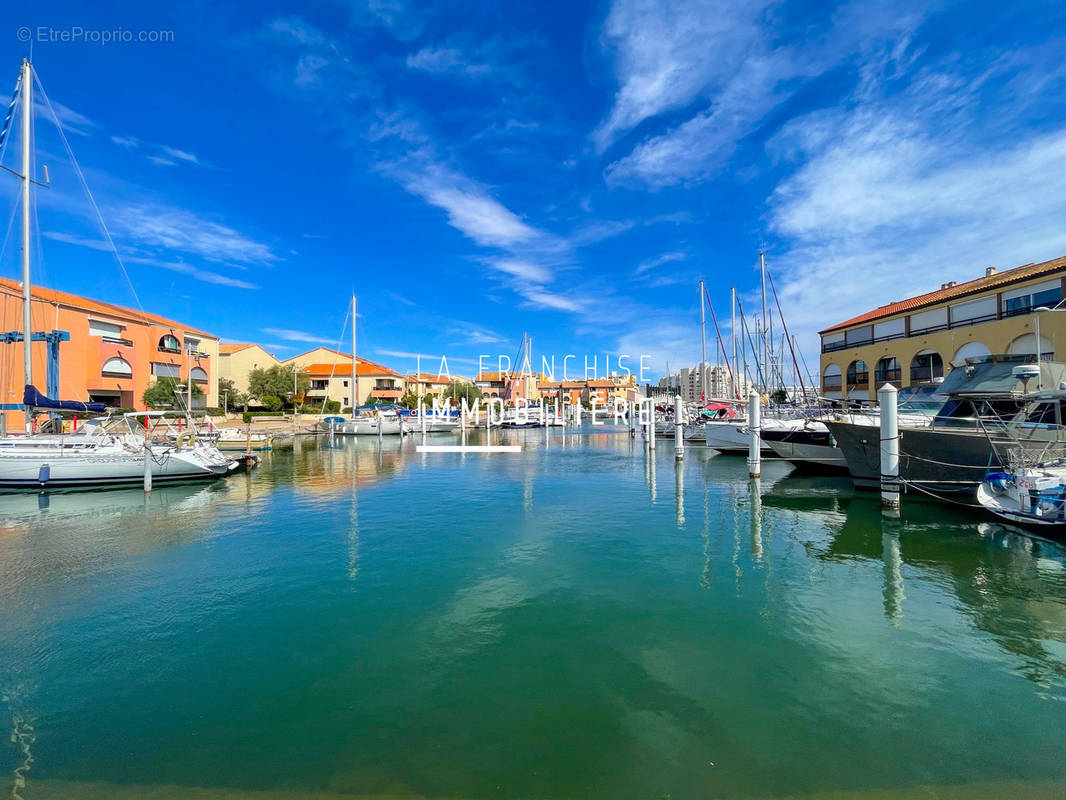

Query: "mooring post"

xmin=674 ymin=394 xmax=684 ymax=460
xmin=629 ymin=401 xmax=636 ymax=437
xmin=649 ymin=402 xmax=657 ymax=450
xmin=420 ymin=401 xmax=426 ymax=435
xmin=143 ymin=444 xmax=152 ymax=493
xmin=878 ymin=382 xmax=901 ymax=512
xmin=747 ymin=390 xmax=761 ymax=478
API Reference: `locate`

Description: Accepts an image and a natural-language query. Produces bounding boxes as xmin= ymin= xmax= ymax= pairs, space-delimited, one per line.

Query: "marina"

xmin=2 ymin=428 xmax=1066 ymax=799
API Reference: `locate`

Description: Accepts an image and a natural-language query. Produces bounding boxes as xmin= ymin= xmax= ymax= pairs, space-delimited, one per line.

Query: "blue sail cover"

xmin=23 ymin=385 xmax=107 ymax=413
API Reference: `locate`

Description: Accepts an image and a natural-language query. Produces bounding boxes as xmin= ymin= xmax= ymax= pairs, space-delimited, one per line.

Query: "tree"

xmin=217 ymin=378 xmax=248 ymax=412
xmin=399 ymin=387 xmax=421 ymax=409
xmin=442 ymin=381 xmax=482 ymax=406
xmin=248 ymin=365 xmax=309 ymax=410
xmin=143 ymin=377 xmax=203 ymax=409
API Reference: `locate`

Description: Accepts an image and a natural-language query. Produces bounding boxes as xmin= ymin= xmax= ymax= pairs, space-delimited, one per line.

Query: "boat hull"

xmin=760 ymin=427 xmax=848 ymax=473
xmin=0 ymin=447 xmax=235 ymax=490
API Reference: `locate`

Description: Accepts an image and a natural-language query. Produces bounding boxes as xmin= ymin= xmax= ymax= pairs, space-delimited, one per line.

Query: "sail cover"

xmin=23 ymin=385 xmax=107 ymax=413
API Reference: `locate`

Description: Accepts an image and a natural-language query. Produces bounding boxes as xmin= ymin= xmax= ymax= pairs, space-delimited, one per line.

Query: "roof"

xmin=406 ymin=372 xmax=454 ymax=383
xmin=369 ymin=389 xmax=403 ymax=398
xmin=586 ymin=379 xmax=616 ymax=388
xmin=284 ymin=347 xmax=352 ymax=363
xmin=0 ymin=277 xmax=217 ymax=338
xmin=820 ymin=255 xmax=1066 ymax=334
xmin=301 ymin=358 xmax=401 ymax=377
xmin=219 ymin=343 xmax=255 ymax=355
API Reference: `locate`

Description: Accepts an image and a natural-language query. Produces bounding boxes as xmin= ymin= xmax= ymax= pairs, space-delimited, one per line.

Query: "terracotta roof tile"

xmin=219 ymin=343 xmax=254 ymax=355
xmin=820 ymin=255 xmax=1066 ymax=334
xmin=301 ymin=358 xmax=401 ymax=377
xmin=0 ymin=277 xmax=217 ymax=338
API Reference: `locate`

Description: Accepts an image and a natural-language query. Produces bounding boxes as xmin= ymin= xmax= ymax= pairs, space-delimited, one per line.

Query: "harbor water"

xmin=1 ymin=426 xmax=1065 ymax=799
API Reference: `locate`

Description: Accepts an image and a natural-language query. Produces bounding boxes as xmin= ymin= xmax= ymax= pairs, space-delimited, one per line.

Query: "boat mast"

xmin=759 ymin=252 xmax=768 ymax=397
xmin=698 ymin=279 xmax=707 ymax=401
xmin=20 ymin=59 xmax=32 ymax=432
xmin=356 ymin=292 xmax=364 ymax=409
xmin=730 ymin=287 xmax=737 ymax=399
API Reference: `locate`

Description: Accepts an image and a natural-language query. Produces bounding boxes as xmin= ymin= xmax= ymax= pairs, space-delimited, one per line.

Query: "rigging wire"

xmin=320 ymin=297 xmax=353 ymax=414
xmin=31 ymin=67 xmax=144 ymax=313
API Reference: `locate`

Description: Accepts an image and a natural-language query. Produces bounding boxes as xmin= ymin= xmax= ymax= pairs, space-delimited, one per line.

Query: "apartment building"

xmin=819 ymin=255 xmax=1066 ymax=400
xmin=302 ymin=358 xmax=405 ymax=408
xmin=217 ymin=343 xmax=281 ymax=399
xmin=0 ymin=278 xmax=218 ymax=426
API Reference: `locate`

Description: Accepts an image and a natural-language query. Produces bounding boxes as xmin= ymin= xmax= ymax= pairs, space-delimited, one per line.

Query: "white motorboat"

xmin=979 ymin=466 xmax=1066 ymax=527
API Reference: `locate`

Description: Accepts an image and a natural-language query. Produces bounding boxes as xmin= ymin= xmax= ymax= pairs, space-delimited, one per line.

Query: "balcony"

xmin=822 ymin=306 xmax=1037 ymax=353
xmin=101 ymin=335 xmax=134 ymax=347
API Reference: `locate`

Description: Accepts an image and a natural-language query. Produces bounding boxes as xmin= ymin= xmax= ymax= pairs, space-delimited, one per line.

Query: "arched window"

xmin=952 ymin=342 xmax=991 ymax=365
xmin=910 ymin=350 xmax=943 ymax=384
xmin=158 ymin=334 xmax=181 ymax=353
xmin=190 ymin=366 xmax=208 ymax=383
xmin=101 ymin=356 xmax=132 ymax=378
xmin=874 ymin=356 xmax=901 ymax=384
xmin=1007 ymin=333 xmax=1054 ymax=360
xmin=822 ymin=364 xmax=842 ymax=389
xmin=846 ymin=360 xmax=869 ymax=386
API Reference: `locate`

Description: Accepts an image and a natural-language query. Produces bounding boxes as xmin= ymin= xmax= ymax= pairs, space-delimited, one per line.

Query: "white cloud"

xmin=42 ymin=231 xmax=109 ymax=251
xmin=34 ymin=98 xmax=96 ymax=137
xmin=516 ymin=286 xmax=583 ymax=312
xmin=406 ymin=47 xmax=491 ymax=78
xmin=110 ymin=204 xmax=276 ymax=265
xmin=487 ymin=258 xmax=554 ymax=283
xmin=159 ymin=145 xmax=201 ymax=166
xmin=141 ymin=260 xmax=260 ymax=290
xmin=592 ymin=0 xmax=773 ymax=152
xmin=261 ymin=327 xmax=336 ymax=344
xmin=147 ymin=156 xmax=178 ymax=167
xmin=636 ymin=250 xmax=686 ymax=275
xmin=111 ymin=135 xmax=140 ymax=149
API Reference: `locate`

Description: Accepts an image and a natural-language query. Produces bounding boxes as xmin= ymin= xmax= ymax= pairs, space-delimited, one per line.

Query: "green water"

xmin=1 ymin=427 xmax=1065 ymax=799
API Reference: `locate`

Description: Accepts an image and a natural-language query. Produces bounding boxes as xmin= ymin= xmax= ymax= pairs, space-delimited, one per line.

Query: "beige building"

xmin=217 ymin=343 xmax=281 ymax=398
xmin=820 ymin=255 xmax=1066 ymax=401
xmin=406 ymin=373 xmax=456 ymax=398
xmin=282 ymin=347 xmax=352 ymax=370
xmin=303 ymin=358 xmax=405 ymax=409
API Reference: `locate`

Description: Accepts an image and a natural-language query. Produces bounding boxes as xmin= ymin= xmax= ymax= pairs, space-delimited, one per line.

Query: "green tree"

xmin=248 ymin=365 xmax=309 ymax=410
xmin=217 ymin=378 xmax=248 ymax=412
xmin=143 ymin=377 xmax=203 ymax=409
xmin=442 ymin=382 xmax=481 ymax=405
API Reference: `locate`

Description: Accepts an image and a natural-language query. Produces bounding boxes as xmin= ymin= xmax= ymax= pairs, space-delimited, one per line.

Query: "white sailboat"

xmin=335 ymin=293 xmax=406 ymax=436
xmin=0 ymin=59 xmax=236 ymax=489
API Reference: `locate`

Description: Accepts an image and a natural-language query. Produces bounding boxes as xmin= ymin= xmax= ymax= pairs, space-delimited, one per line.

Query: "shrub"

xmin=261 ymin=395 xmax=283 ymax=412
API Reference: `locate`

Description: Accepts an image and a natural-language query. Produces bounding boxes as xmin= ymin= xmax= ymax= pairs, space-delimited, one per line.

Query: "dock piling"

xmin=878 ymin=383 xmax=901 ymax=512
xmin=143 ymin=444 xmax=152 ymax=493
xmin=674 ymin=394 xmax=684 ymax=460
xmin=747 ymin=390 xmax=761 ymax=478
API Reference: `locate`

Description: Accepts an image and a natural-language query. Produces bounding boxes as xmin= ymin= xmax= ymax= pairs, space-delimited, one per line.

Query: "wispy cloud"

xmin=137 ymin=259 xmax=260 ymax=290
xmin=406 ymin=47 xmax=492 ymax=78
xmin=42 ymin=231 xmax=109 ymax=251
xmin=159 ymin=145 xmax=202 ymax=166
xmin=636 ymin=250 xmax=686 ymax=274
xmin=34 ymin=98 xmax=96 ymax=137
xmin=147 ymin=156 xmax=178 ymax=167
xmin=111 ymin=135 xmax=140 ymax=149
xmin=110 ymin=204 xmax=277 ymax=265
xmin=261 ymin=327 xmax=336 ymax=345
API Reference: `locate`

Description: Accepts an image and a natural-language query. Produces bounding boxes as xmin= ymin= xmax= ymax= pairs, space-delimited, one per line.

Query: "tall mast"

xmin=730 ymin=287 xmax=737 ymax=399
xmin=356 ymin=292 xmax=364 ymax=409
xmin=20 ymin=59 xmax=32 ymax=432
xmin=759 ymin=252 xmax=768 ymax=396
xmin=698 ymin=279 xmax=707 ymax=401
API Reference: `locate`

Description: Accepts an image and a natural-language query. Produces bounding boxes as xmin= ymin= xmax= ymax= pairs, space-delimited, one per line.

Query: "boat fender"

xmin=38 ymin=463 xmax=50 ymax=484
xmin=176 ymin=431 xmax=197 ymax=448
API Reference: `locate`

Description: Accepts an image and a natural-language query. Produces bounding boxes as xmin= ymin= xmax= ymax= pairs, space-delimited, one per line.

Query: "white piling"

xmin=629 ymin=401 xmax=636 ymax=437
xmin=649 ymin=403 xmax=657 ymax=450
xmin=878 ymin=382 xmax=901 ymax=512
xmin=143 ymin=444 xmax=152 ymax=493
xmin=420 ymin=401 xmax=426 ymax=435
xmin=674 ymin=394 xmax=684 ymax=460
xmin=747 ymin=390 xmax=761 ymax=478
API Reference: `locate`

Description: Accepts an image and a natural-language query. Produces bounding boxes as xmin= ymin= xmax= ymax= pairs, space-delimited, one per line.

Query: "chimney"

xmin=985 ymin=266 xmax=997 ymax=277
xmin=940 ymin=281 xmax=956 ymax=289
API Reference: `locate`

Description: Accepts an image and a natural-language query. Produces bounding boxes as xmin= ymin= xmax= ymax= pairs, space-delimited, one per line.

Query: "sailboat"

xmin=0 ymin=59 xmax=236 ymax=488
xmin=335 ymin=293 xmax=406 ymax=436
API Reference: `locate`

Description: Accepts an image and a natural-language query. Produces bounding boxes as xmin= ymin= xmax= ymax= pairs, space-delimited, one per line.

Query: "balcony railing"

xmin=822 ymin=380 xmax=842 ymax=391
xmin=102 ymin=336 xmax=134 ymax=347
xmin=822 ymin=305 xmax=1043 ymax=353
xmin=158 ymin=345 xmax=181 ymax=354
xmin=875 ymin=368 xmax=902 ymax=383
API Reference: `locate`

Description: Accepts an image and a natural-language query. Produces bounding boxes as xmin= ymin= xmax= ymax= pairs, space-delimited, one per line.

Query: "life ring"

xmin=176 ymin=431 xmax=196 ymax=448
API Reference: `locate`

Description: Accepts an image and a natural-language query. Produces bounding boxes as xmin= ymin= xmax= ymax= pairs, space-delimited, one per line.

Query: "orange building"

xmin=0 ymin=278 xmax=219 ymax=427
xmin=302 ymin=359 xmax=404 ymax=408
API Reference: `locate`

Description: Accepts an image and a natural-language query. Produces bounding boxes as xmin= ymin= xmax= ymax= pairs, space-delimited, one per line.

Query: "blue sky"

xmin=4 ymin=0 xmax=1066 ymax=382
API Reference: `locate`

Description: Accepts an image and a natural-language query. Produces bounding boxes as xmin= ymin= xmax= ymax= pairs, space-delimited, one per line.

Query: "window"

xmin=910 ymin=307 xmax=948 ymax=334
xmin=845 ymin=326 xmax=873 ymax=346
xmin=190 ymin=367 xmax=208 ymax=383
xmin=874 ymin=357 xmax=901 ymax=383
xmin=158 ymin=334 xmax=181 ymax=353
xmin=910 ymin=351 xmax=943 ymax=384
xmin=343 ymin=380 xmax=349 ymax=387
xmin=311 ymin=379 xmax=329 ymax=391
xmin=846 ymin=360 xmax=869 ymax=386
xmin=184 ymin=337 xmax=201 ymax=354
xmin=89 ymin=319 xmax=123 ymax=338
xmin=101 ymin=356 xmax=133 ymax=378
xmin=151 ymin=362 xmax=181 ymax=378
xmin=949 ymin=296 xmax=996 ymax=326
xmin=1003 ymin=279 xmax=1063 ymax=317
